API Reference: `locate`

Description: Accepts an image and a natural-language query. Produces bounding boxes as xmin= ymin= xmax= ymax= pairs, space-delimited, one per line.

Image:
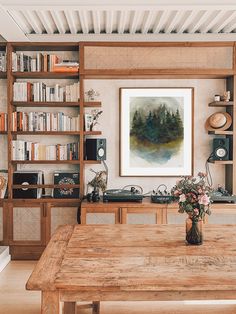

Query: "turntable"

xmin=103 ymin=186 xmax=143 ymax=202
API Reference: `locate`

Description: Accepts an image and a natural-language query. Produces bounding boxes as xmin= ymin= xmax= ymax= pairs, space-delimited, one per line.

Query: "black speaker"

xmin=85 ymin=138 xmax=106 ymax=160
xmin=212 ymin=138 xmax=229 ymax=160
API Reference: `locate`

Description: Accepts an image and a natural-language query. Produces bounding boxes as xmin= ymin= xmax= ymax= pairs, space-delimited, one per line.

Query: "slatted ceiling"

xmin=5 ymin=7 xmax=236 ymax=37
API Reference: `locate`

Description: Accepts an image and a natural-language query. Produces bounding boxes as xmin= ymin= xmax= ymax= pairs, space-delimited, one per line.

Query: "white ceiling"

xmin=0 ymin=1 xmax=236 ymax=42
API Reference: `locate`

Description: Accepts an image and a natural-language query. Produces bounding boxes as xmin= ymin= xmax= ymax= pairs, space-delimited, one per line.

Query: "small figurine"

xmin=85 ymin=88 xmax=100 ymax=101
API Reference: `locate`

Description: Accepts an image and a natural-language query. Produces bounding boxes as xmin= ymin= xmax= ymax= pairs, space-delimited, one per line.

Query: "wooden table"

xmin=26 ymin=224 xmax=236 ymax=314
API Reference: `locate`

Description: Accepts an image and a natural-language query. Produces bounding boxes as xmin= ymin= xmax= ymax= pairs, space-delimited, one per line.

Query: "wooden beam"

xmin=0 ymin=6 xmax=29 ymax=41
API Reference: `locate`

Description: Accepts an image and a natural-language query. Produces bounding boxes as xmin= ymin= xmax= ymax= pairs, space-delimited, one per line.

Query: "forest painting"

xmin=120 ymin=88 xmax=193 ymax=176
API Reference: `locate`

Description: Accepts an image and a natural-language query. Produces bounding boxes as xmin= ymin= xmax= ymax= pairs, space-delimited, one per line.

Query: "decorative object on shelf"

xmin=85 ymin=88 xmax=100 ymax=101
xmin=53 ymin=171 xmax=79 ymax=199
xmin=13 ymin=171 xmax=44 ymax=199
xmin=87 ymin=161 xmax=108 ymax=199
xmin=222 ymin=91 xmax=231 ymax=102
xmin=171 ymin=172 xmax=212 ymax=245
xmin=0 ymin=170 xmax=8 ymax=199
xmin=89 ymin=109 xmax=103 ymax=131
xmin=205 ymin=111 xmax=232 ymax=131
xmin=214 ymin=94 xmax=220 ymax=102
xmin=120 ymin=87 xmax=193 ymax=176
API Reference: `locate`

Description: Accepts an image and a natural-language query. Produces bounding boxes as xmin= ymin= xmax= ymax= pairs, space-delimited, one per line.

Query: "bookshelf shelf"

xmin=10 ymin=198 xmax=80 ymax=204
xmin=0 ymin=131 xmax=7 ymax=134
xmin=12 ymin=184 xmax=80 ymax=189
xmin=84 ymin=131 xmax=102 ymax=135
xmin=12 ymin=131 xmax=81 ymax=135
xmin=209 ymin=160 xmax=233 ymax=164
xmin=11 ymin=160 xmax=80 ymax=164
xmin=208 ymin=101 xmax=234 ymax=107
xmin=83 ymin=160 xmax=102 ymax=164
xmin=84 ymin=101 xmax=102 ymax=107
xmin=12 ymin=101 xmax=80 ymax=107
xmin=12 ymin=71 xmax=79 ymax=79
xmin=208 ymin=130 xmax=233 ymax=135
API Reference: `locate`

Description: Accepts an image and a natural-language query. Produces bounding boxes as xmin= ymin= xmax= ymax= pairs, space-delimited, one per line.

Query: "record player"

xmin=103 ymin=186 xmax=143 ymax=202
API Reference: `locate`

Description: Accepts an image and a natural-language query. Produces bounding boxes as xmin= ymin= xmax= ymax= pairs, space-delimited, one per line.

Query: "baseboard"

xmin=0 ymin=246 xmax=11 ymax=272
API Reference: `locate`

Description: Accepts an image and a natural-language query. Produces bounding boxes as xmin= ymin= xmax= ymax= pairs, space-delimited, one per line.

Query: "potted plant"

xmin=171 ymin=172 xmax=212 ymax=245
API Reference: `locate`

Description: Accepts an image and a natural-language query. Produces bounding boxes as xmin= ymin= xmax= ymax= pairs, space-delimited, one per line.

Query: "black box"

xmin=85 ymin=138 xmax=106 ymax=161
xmin=53 ymin=172 xmax=80 ymax=199
xmin=13 ymin=171 xmax=43 ymax=199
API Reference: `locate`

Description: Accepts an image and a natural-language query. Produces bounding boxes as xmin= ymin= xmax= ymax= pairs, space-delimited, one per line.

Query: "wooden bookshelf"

xmin=2 ymin=40 xmax=236 ymax=260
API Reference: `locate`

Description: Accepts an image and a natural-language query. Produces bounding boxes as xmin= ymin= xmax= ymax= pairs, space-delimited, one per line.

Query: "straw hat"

xmin=205 ymin=112 xmax=232 ymax=131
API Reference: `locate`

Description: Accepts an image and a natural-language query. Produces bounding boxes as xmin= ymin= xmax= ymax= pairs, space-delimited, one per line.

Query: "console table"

xmin=27 ymin=224 xmax=236 ymax=314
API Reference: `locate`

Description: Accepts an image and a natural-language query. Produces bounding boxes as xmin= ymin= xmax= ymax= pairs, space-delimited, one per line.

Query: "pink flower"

xmin=179 ymin=194 xmax=186 ymax=202
xmin=198 ymin=194 xmax=210 ymax=206
xmin=174 ymin=190 xmax=180 ymax=196
xmin=193 ymin=208 xmax=199 ymax=215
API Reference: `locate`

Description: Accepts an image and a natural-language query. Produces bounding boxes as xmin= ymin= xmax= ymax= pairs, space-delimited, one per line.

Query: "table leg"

xmin=64 ymin=302 xmax=77 ymax=314
xmin=92 ymin=301 xmax=100 ymax=314
xmin=42 ymin=291 xmax=59 ymax=314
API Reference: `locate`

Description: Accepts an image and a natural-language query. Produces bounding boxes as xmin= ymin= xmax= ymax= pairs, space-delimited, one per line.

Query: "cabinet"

xmin=80 ymin=200 xmax=167 ymax=224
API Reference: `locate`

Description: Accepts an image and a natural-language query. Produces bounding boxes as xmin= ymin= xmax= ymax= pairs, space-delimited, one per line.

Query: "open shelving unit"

xmin=1 ymin=41 xmax=236 ymax=259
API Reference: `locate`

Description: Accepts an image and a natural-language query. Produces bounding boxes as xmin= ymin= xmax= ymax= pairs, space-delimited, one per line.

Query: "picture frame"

xmin=119 ymin=87 xmax=193 ymax=176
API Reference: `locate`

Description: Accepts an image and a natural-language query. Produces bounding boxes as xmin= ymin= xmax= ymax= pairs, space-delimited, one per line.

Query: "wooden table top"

xmin=54 ymin=224 xmax=236 ymax=294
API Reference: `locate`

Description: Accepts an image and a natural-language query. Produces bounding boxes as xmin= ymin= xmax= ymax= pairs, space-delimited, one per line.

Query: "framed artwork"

xmin=119 ymin=88 xmax=193 ymax=176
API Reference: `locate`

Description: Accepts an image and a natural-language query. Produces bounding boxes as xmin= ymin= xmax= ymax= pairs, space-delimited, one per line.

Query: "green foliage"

xmin=130 ymin=104 xmax=183 ymax=144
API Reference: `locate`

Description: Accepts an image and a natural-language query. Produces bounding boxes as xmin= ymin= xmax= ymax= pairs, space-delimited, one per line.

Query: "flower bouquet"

xmin=171 ymin=172 xmax=212 ymax=245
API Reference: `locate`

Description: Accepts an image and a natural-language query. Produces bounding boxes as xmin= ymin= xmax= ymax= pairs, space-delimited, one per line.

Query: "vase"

xmin=185 ymin=217 xmax=203 ymax=245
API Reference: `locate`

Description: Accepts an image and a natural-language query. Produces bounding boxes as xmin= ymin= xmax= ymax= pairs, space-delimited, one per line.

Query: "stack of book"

xmin=12 ymin=52 xmax=79 ymax=73
xmin=0 ymin=113 xmax=7 ymax=131
xmin=12 ymin=111 xmax=80 ymax=132
xmin=0 ymin=52 xmax=6 ymax=72
xmin=12 ymin=140 xmax=79 ymax=161
xmin=13 ymin=82 xmax=80 ymax=102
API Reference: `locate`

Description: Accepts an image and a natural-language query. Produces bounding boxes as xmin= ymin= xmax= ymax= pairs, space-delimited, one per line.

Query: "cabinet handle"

xmin=119 ymin=207 xmax=122 ymax=224
xmin=43 ymin=206 xmax=47 ymax=217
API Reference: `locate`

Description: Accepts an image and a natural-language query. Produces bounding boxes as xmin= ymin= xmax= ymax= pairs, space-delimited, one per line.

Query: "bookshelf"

xmin=1 ymin=41 xmax=236 ymax=259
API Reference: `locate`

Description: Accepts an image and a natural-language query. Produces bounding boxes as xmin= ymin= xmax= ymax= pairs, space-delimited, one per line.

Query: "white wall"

xmin=85 ymin=79 xmax=226 ymax=194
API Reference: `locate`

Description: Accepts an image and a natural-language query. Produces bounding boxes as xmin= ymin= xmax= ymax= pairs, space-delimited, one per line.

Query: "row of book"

xmin=12 ymin=52 xmax=79 ymax=73
xmin=13 ymin=82 xmax=80 ymax=102
xmin=12 ymin=112 xmax=80 ymax=132
xmin=12 ymin=140 xmax=79 ymax=161
xmin=0 ymin=52 xmax=6 ymax=72
xmin=0 ymin=112 xmax=7 ymax=131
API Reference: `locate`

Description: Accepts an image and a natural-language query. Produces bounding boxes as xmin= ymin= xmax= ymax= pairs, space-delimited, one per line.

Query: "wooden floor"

xmin=1 ymin=261 xmax=236 ymax=314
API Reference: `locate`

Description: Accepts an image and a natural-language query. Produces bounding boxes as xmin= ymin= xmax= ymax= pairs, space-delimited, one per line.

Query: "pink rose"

xmin=193 ymin=208 xmax=199 ymax=215
xmin=179 ymin=194 xmax=186 ymax=202
xmin=198 ymin=194 xmax=210 ymax=206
